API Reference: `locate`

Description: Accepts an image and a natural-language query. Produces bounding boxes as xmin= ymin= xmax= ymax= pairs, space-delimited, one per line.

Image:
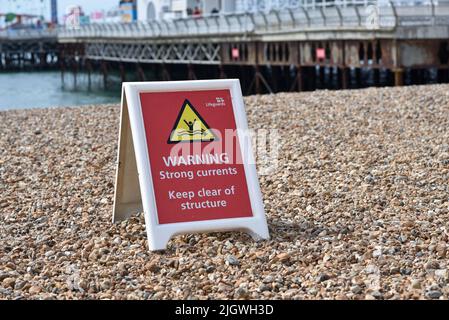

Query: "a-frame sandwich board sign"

xmin=113 ymin=80 xmax=270 ymax=251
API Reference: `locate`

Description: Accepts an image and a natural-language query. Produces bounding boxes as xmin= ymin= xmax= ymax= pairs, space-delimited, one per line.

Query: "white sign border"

xmin=121 ymin=79 xmax=269 ymax=251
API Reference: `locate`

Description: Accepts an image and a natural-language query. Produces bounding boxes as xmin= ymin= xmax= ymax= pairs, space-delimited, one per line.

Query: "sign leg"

xmin=113 ymin=93 xmax=143 ymax=223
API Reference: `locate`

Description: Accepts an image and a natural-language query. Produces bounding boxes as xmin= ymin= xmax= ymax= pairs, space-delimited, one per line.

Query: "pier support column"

xmin=161 ymin=64 xmax=171 ymax=81
xmin=355 ymin=68 xmax=362 ymax=88
xmin=272 ymin=66 xmax=280 ymax=93
xmin=40 ymin=52 xmax=47 ymax=69
xmin=290 ymin=65 xmax=303 ymax=92
xmin=373 ymin=68 xmax=380 ymax=87
xmin=302 ymin=66 xmax=315 ymax=91
xmin=247 ymin=65 xmax=272 ymax=95
xmin=329 ymin=67 xmax=335 ymax=89
xmin=437 ymin=68 xmax=449 ymax=83
xmin=73 ymin=59 xmax=78 ymax=89
xmin=393 ymin=68 xmax=404 ymax=86
xmin=187 ymin=64 xmax=197 ymax=80
xmin=102 ymin=61 xmax=109 ymax=90
xmin=319 ymin=66 xmax=325 ymax=89
xmin=339 ymin=66 xmax=349 ymax=89
xmin=86 ymin=60 xmax=92 ymax=91
xmin=136 ymin=64 xmax=146 ymax=81
xmin=119 ymin=63 xmax=126 ymax=83
xmin=255 ymin=65 xmax=261 ymax=94
xmin=219 ymin=64 xmax=227 ymax=79
xmin=60 ymin=62 xmax=65 ymax=89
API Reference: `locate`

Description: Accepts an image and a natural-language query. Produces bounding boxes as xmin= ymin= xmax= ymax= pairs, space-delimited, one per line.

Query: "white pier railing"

xmin=1 ymin=1 xmax=449 ymax=41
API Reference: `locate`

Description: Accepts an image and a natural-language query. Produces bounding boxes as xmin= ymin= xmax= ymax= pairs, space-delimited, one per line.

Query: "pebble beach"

xmin=1 ymin=84 xmax=449 ymax=300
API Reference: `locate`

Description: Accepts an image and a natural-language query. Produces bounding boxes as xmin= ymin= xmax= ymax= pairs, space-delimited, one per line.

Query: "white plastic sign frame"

xmin=113 ymin=79 xmax=270 ymax=251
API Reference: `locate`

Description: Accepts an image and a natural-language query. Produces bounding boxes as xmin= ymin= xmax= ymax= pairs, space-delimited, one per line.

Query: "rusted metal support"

xmin=393 ymin=68 xmax=404 ymax=86
xmin=437 ymin=67 xmax=449 ymax=83
xmin=373 ymin=68 xmax=380 ymax=86
xmin=136 ymin=63 xmax=146 ymax=81
xmin=355 ymin=68 xmax=362 ymax=87
xmin=219 ymin=64 xmax=227 ymax=79
xmin=86 ymin=59 xmax=92 ymax=90
xmin=247 ymin=65 xmax=272 ymax=95
xmin=303 ymin=66 xmax=316 ymax=91
xmin=60 ymin=61 xmax=65 ymax=88
xmin=328 ymin=66 xmax=335 ymax=89
xmin=40 ymin=52 xmax=46 ymax=69
xmin=339 ymin=67 xmax=349 ymax=89
xmin=255 ymin=65 xmax=261 ymax=94
xmin=101 ymin=61 xmax=109 ymax=89
xmin=73 ymin=58 xmax=78 ymax=89
xmin=187 ymin=64 xmax=197 ymax=80
xmin=290 ymin=65 xmax=303 ymax=92
xmin=119 ymin=63 xmax=126 ymax=83
xmin=319 ymin=66 xmax=325 ymax=88
xmin=271 ymin=66 xmax=280 ymax=92
xmin=161 ymin=63 xmax=171 ymax=81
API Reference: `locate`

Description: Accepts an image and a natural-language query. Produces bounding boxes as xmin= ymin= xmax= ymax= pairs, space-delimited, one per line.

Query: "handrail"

xmin=2 ymin=2 xmax=449 ymax=41
xmin=287 ymin=8 xmax=297 ymax=28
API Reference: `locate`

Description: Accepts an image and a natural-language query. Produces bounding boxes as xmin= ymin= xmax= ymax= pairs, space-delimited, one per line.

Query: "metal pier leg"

xmin=255 ymin=65 xmax=261 ymax=94
xmin=187 ymin=64 xmax=197 ymax=80
xmin=40 ymin=52 xmax=46 ymax=70
xmin=290 ymin=65 xmax=303 ymax=92
xmin=219 ymin=64 xmax=227 ymax=79
xmin=272 ymin=66 xmax=279 ymax=93
xmin=73 ymin=59 xmax=78 ymax=90
xmin=339 ymin=66 xmax=349 ymax=89
xmin=247 ymin=65 xmax=273 ymax=95
xmin=393 ymin=68 xmax=404 ymax=86
xmin=119 ymin=63 xmax=126 ymax=83
xmin=102 ymin=61 xmax=108 ymax=90
xmin=60 ymin=62 xmax=65 ymax=89
xmin=437 ymin=67 xmax=449 ymax=83
xmin=137 ymin=64 xmax=146 ymax=81
xmin=161 ymin=64 xmax=171 ymax=81
xmin=355 ymin=68 xmax=362 ymax=88
xmin=319 ymin=66 xmax=325 ymax=89
xmin=86 ymin=60 xmax=92 ymax=91
xmin=373 ymin=68 xmax=380 ymax=87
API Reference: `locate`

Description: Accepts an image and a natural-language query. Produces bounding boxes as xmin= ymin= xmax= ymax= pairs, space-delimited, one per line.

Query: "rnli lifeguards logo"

xmin=168 ymin=99 xmax=217 ymax=144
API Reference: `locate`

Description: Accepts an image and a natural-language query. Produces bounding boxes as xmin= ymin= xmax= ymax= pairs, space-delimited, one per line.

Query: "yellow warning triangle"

xmin=168 ymin=100 xmax=217 ymax=144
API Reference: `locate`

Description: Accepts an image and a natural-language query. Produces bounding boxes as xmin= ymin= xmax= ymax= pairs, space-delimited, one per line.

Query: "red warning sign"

xmin=139 ymin=90 xmax=253 ymax=225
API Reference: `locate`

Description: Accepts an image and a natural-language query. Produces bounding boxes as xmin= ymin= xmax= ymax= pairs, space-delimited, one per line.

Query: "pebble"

xmin=235 ymin=287 xmax=249 ymax=299
xmin=1 ymin=85 xmax=449 ymax=300
xmin=410 ymin=279 xmax=422 ymax=290
xmin=276 ymin=253 xmax=291 ymax=263
xmin=258 ymin=284 xmax=271 ymax=292
xmin=316 ymin=273 xmax=331 ymax=283
xmin=2 ymin=278 xmax=15 ymax=288
xmin=226 ymin=255 xmax=239 ymax=266
xmin=100 ymin=280 xmax=112 ymax=290
xmin=28 ymin=286 xmax=41 ymax=295
xmin=351 ymin=285 xmax=363 ymax=294
xmin=426 ymin=290 xmax=443 ymax=300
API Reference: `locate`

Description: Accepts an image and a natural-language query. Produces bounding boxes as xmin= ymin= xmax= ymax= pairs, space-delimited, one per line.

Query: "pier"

xmin=1 ymin=1 xmax=449 ymax=93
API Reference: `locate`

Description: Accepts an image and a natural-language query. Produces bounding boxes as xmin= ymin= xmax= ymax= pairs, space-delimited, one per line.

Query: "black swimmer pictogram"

xmin=168 ymin=99 xmax=218 ymax=144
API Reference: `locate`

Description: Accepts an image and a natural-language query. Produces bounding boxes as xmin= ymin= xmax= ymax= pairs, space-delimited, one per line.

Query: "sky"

xmin=0 ymin=0 xmax=120 ymax=20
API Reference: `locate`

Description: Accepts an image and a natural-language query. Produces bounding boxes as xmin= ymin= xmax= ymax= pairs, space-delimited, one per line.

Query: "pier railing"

xmin=57 ymin=1 xmax=449 ymax=40
xmin=1 ymin=1 xmax=449 ymax=41
xmin=0 ymin=28 xmax=57 ymax=41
